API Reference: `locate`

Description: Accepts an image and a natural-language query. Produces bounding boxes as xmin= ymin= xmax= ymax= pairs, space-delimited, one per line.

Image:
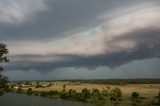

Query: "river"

xmin=0 ymin=93 xmax=92 ymax=106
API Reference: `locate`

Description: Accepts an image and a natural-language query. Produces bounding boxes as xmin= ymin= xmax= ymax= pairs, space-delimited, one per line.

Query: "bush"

xmin=81 ymin=88 xmax=91 ymax=99
xmin=91 ymin=89 xmax=108 ymax=106
xmin=34 ymin=91 xmax=40 ymax=96
xmin=110 ymin=88 xmax=122 ymax=101
xmin=91 ymin=88 xmax=100 ymax=96
xmin=152 ymin=91 xmax=160 ymax=105
xmin=74 ymin=92 xmax=84 ymax=101
xmin=132 ymin=92 xmax=139 ymax=99
xmin=40 ymin=91 xmax=48 ymax=97
xmin=17 ymin=87 xmax=22 ymax=93
xmin=48 ymin=90 xmax=59 ymax=96
xmin=102 ymin=89 xmax=109 ymax=97
xmin=27 ymin=88 xmax=33 ymax=95
xmin=130 ymin=92 xmax=142 ymax=106
xmin=36 ymin=85 xmax=43 ymax=88
xmin=60 ymin=92 xmax=69 ymax=99
xmin=0 ymin=75 xmax=9 ymax=92
xmin=68 ymin=89 xmax=76 ymax=98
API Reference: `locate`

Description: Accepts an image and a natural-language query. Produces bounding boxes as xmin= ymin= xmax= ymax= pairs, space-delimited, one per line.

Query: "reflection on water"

xmin=0 ymin=93 xmax=91 ymax=106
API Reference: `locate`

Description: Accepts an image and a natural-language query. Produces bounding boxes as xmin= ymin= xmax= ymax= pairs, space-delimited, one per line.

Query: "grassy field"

xmin=23 ymin=82 xmax=160 ymax=98
xmin=11 ymin=81 xmax=160 ymax=105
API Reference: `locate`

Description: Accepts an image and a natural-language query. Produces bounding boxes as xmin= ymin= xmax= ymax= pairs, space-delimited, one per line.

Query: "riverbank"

xmin=0 ymin=93 xmax=90 ymax=106
xmin=7 ymin=83 xmax=160 ymax=106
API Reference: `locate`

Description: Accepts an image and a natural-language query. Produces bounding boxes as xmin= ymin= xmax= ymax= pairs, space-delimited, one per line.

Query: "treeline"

xmin=12 ymin=79 xmax=160 ymax=85
xmin=68 ymin=79 xmax=160 ymax=85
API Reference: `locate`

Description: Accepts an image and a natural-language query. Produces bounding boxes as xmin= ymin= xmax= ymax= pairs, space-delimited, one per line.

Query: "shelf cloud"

xmin=1 ymin=0 xmax=160 ymax=79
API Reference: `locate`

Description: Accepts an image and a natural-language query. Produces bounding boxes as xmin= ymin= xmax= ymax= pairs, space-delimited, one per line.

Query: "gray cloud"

xmin=0 ymin=0 xmax=148 ymax=41
xmin=1 ymin=0 xmax=160 ymax=81
xmin=5 ymin=45 xmax=160 ymax=72
xmin=5 ymin=27 xmax=160 ymax=72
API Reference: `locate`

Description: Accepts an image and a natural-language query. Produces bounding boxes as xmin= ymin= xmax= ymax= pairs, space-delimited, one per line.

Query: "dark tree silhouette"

xmin=0 ymin=43 xmax=9 ymax=95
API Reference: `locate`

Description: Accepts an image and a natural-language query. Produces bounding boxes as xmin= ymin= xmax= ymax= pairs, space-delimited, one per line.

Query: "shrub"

xmin=81 ymin=88 xmax=91 ymax=99
xmin=34 ymin=91 xmax=40 ymax=96
xmin=110 ymin=88 xmax=122 ymax=101
xmin=102 ymin=89 xmax=109 ymax=97
xmin=91 ymin=88 xmax=100 ymax=96
xmin=132 ymin=92 xmax=139 ymax=99
xmin=74 ymin=92 xmax=84 ymax=101
xmin=17 ymin=87 xmax=22 ymax=93
xmin=36 ymin=84 xmax=43 ymax=88
xmin=60 ymin=92 xmax=69 ymax=99
xmin=91 ymin=88 xmax=106 ymax=106
xmin=40 ymin=91 xmax=48 ymax=97
xmin=27 ymin=88 xmax=33 ymax=95
xmin=68 ymin=89 xmax=76 ymax=98
xmin=152 ymin=91 xmax=160 ymax=105
xmin=48 ymin=90 xmax=59 ymax=96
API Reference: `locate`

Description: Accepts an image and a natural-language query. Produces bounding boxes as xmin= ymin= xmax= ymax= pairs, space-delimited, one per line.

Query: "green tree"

xmin=0 ymin=43 xmax=9 ymax=95
xmin=81 ymin=88 xmax=91 ymax=99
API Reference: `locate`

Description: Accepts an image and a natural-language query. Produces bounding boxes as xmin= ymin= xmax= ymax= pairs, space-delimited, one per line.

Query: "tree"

xmin=130 ymin=92 xmax=141 ymax=106
xmin=63 ymin=84 xmax=66 ymax=92
xmin=0 ymin=43 xmax=9 ymax=95
xmin=91 ymin=89 xmax=106 ymax=106
xmin=81 ymin=88 xmax=91 ymax=99
xmin=131 ymin=92 xmax=139 ymax=99
xmin=17 ymin=87 xmax=23 ymax=93
xmin=110 ymin=88 xmax=122 ymax=101
xmin=68 ymin=89 xmax=76 ymax=98
xmin=27 ymin=88 xmax=33 ymax=95
xmin=0 ymin=43 xmax=9 ymax=69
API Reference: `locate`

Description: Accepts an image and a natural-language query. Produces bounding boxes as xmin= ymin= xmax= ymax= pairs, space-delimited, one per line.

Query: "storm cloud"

xmin=0 ymin=0 xmax=160 ymax=79
xmin=0 ymin=0 xmax=153 ymax=41
xmin=5 ymin=27 xmax=160 ymax=72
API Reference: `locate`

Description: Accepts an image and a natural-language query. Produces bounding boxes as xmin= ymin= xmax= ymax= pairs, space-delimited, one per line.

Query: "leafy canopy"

xmin=0 ymin=43 xmax=9 ymax=93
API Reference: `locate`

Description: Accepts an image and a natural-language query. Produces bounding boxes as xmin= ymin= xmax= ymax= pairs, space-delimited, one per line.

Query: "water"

xmin=0 ymin=93 xmax=91 ymax=106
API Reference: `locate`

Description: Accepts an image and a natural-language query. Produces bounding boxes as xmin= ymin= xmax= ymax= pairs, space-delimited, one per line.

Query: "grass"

xmin=22 ymin=83 xmax=160 ymax=98
xmin=10 ymin=82 xmax=160 ymax=105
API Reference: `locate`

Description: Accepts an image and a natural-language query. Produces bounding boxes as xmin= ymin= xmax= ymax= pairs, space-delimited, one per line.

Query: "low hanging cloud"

xmin=6 ymin=27 xmax=160 ymax=72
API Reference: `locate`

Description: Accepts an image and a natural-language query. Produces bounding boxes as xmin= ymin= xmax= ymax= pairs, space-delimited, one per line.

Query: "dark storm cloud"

xmin=5 ymin=45 xmax=160 ymax=72
xmin=5 ymin=27 xmax=160 ymax=72
xmin=0 ymin=0 xmax=146 ymax=41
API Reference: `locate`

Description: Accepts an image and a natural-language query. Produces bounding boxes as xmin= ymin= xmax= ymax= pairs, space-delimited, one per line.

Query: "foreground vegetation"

xmin=7 ymin=81 xmax=160 ymax=106
xmin=0 ymin=43 xmax=9 ymax=95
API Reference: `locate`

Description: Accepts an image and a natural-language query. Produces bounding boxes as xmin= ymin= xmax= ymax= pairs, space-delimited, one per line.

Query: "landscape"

xmin=1 ymin=79 xmax=160 ymax=106
xmin=0 ymin=0 xmax=160 ymax=106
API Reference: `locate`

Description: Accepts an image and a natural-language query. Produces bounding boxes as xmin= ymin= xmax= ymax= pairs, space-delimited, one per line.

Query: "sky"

xmin=0 ymin=0 xmax=160 ymax=80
